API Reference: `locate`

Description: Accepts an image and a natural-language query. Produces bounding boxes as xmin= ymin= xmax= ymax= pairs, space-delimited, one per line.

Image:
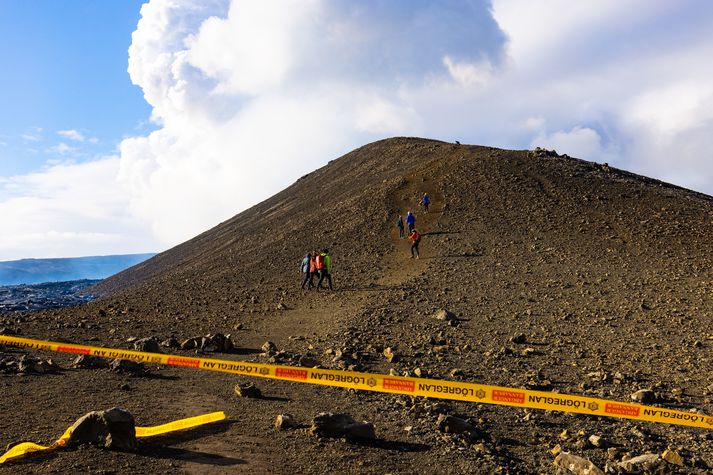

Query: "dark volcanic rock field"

xmin=1 ymin=138 xmax=711 ymax=474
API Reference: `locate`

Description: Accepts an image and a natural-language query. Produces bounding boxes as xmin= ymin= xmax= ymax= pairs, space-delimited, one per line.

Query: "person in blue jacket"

xmin=300 ymin=251 xmax=313 ymax=289
xmin=406 ymin=211 xmax=416 ymax=233
xmin=421 ymin=193 xmax=430 ymax=213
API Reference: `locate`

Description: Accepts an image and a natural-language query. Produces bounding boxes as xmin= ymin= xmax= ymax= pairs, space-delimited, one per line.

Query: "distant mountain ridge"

xmin=0 ymin=253 xmax=156 ymax=285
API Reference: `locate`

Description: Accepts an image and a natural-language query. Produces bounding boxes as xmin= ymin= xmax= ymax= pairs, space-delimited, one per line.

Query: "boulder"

xmin=661 ymin=449 xmax=684 ymax=466
xmin=618 ymin=453 xmax=661 ymax=473
xmin=69 ymin=407 xmax=137 ymax=451
xmin=133 ymin=337 xmax=161 ymax=353
xmin=630 ymin=389 xmax=656 ymax=404
xmin=234 ymin=382 xmax=262 ymax=398
xmin=553 ymin=452 xmax=604 ymax=475
xmin=161 ymin=337 xmax=180 ymax=349
xmin=109 ymin=359 xmax=147 ymax=376
xmin=310 ymin=412 xmax=375 ymax=440
xmin=274 ymin=414 xmax=297 ymax=430
xmin=383 ymin=347 xmax=398 ymax=363
xmin=433 ymin=309 xmax=457 ymax=322
xmin=72 ymin=355 xmax=109 ymax=369
xmin=262 ymin=341 xmax=277 ymax=354
xmin=436 ymin=414 xmax=478 ymax=437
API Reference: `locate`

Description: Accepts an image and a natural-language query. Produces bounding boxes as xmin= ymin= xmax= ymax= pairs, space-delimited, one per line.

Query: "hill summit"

xmin=2 ymin=137 xmax=712 ymax=473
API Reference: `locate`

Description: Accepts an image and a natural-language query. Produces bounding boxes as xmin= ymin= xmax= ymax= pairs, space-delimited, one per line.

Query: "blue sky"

xmin=1 ymin=0 xmax=713 ymax=261
xmin=0 ymin=0 xmax=151 ymax=176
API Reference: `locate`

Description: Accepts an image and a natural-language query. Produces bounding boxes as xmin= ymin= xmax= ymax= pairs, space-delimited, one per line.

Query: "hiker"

xmin=406 ymin=211 xmax=416 ymax=233
xmin=409 ymin=229 xmax=421 ymax=259
xmin=316 ymin=249 xmax=334 ymax=291
xmin=309 ymin=250 xmax=318 ymax=288
xmin=421 ymin=193 xmax=430 ymax=213
xmin=300 ymin=251 xmax=313 ymax=289
xmin=397 ymin=215 xmax=405 ymax=238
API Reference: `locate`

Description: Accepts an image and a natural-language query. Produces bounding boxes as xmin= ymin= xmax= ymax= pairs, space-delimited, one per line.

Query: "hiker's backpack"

xmin=315 ymin=254 xmax=325 ymax=270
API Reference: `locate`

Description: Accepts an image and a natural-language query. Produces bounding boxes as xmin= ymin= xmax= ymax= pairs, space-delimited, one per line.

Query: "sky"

xmin=1 ymin=0 xmax=712 ymax=260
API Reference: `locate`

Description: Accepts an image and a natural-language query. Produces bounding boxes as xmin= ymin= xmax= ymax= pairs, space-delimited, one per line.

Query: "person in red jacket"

xmin=409 ymin=229 xmax=421 ymax=259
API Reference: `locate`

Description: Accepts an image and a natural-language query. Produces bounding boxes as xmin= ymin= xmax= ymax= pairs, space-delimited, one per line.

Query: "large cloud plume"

xmin=2 ymin=0 xmax=712 ymax=260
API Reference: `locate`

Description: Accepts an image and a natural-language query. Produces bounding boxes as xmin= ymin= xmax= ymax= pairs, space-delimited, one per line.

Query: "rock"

xmin=205 ymin=333 xmax=233 ymax=352
xmin=274 ymin=414 xmax=296 ymax=430
xmin=413 ymin=368 xmax=427 ymax=378
xmin=554 ymin=452 xmax=604 ymax=475
xmin=69 ymin=407 xmax=137 ymax=451
xmin=588 ymin=435 xmax=605 ymax=448
xmin=262 ymin=341 xmax=277 ymax=354
xmin=310 ymin=412 xmax=375 ymax=440
xmin=133 ymin=337 xmax=161 ymax=353
xmin=433 ymin=309 xmax=457 ymax=322
xmin=160 ymin=337 xmax=180 ymax=349
xmin=234 ymin=382 xmax=262 ymax=398
xmin=449 ymin=368 xmax=463 ymax=377
xmin=661 ymin=449 xmax=684 ymax=466
xmin=72 ymin=355 xmax=109 ymax=369
xmin=299 ymin=356 xmax=320 ymax=367
xmin=17 ymin=355 xmax=61 ymax=374
xmin=630 ymin=389 xmax=656 ymax=403
xmin=383 ymin=347 xmax=398 ymax=363
xmin=436 ymin=414 xmax=477 ymax=436
xmin=618 ymin=453 xmax=662 ymax=472
xmin=109 ymin=359 xmax=147 ymax=376
xmin=510 ymin=333 xmax=527 ymax=344
xmin=180 ymin=338 xmax=198 ymax=350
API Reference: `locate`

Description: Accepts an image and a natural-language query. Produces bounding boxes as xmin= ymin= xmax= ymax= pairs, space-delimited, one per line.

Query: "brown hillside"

xmin=1 ymin=137 xmax=712 ymax=474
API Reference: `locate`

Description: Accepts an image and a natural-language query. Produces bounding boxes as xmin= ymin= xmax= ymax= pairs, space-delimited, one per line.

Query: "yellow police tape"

xmin=1 ymin=335 xmax=711 ymax=431
xmin=0 ymin=411 xmax=225 ymax=464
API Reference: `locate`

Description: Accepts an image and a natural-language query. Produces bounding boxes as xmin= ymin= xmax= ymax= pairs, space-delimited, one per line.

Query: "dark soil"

xmin=1 ymin=137 xmax=711 ymax=474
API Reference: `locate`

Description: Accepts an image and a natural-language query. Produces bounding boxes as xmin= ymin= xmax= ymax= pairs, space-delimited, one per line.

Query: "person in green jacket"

xmin=316 ymin=249 xmax=334 ymax=291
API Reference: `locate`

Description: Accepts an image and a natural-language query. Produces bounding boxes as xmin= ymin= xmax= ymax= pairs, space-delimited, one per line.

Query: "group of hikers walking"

xmin=298 ymin=192 xmax=431 ymax=289
xmin=300 ymin=249 xmax=333 ymax=291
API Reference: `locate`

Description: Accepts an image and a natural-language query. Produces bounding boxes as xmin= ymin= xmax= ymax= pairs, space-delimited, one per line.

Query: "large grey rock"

xmin=310 ymin=412 xmax=375 ymax=440
xmin=133 ymin=337 xmax=161 ymax=353
xmin=436 ymin=414 xmax=477 ymax=436
xmin=72 ymin=355 xmax=109 ymax=369
xmin=618 ymin=453 xmax=661 ymax=473
xmin=234 ymin=382 xmax=262 ymax=398
xmin=554 ymin=452 xmax=604 ymax=475
xmin=109 ymin=359 xmax=147 ymax=375
xmin=69 ymin=407 xmax=137 ymax=451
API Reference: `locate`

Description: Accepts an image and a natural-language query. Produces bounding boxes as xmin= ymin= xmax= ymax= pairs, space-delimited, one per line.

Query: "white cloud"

xmin=58 ymin=129 xmax=85 ymax=142
xmin=0 ymin=158 xmax=160 ymax=260
xmin=48 ymin=142 xmax=77 ymax=155
xmin=3 ymin=0 xmax=713 ymax=260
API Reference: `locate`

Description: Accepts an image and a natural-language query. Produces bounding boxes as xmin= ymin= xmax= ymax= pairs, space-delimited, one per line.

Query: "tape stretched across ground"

xmin=1 ymin=335 xmax=711 ymax=431
xmin=0 ymin=411 xmax=226 ymax=465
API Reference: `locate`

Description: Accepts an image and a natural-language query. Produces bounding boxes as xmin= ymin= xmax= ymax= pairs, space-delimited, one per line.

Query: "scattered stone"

xmin=133 ymin=337 xmax=161 ymax=353
xmin=413 ymin=368 xmax=427 ymax=378
xmin=662 ymin=449 xmax=684 ymax=466
xmin=588 ymin=434 xmax=605 ymax=448
xmin=16 ymin=355 xmax=61 ymax=374
xmin=205 ymin=333 xmax=233 ymax=352
xmin=436 ymin=414 xmax=477 ymax=437
xmin=310 ymin=412 xmax=375 ymax=440
xmin=180 ymin=338 xmax=198 ymax=350
xmin=618 ymin=453 xmax=661 ymax=472
xmin=72 ymin=355 xmax=109 ymax=369
xmin=550 ymin=444 xmax=562 ymax=456
xmin=383 ymin=347 xmax=398 ymax=363
xmin=262 ymin=341 xmax=277 ymax=354
xmin=449 ymin=368 xmax=463 ymax=377
xmin=299 ymin=356 xmax=320 ymax=367
xmin=433 ymin=309 xmax=457 ymax=322
xmin=510 ymin=333 xmax=526 ymax=344
xmin=69 ymin=407 xmax=137 ymax=451
xmin=554 ymin=452 xmax=604 ymax=475
xmin=234 ymin=382 xmax=262 ymax=398
xmin=630 ymin=389 xmax=656 ymax=404
xmin=160 ymin=337 xmax=180 ymax=349
xmin=109 ymin=359 xmax=147 ymax=376
xmin=119 ymin=383 xmax=131 ymax=391
xmin=274 ymin=414 xmax=296 ymax=430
